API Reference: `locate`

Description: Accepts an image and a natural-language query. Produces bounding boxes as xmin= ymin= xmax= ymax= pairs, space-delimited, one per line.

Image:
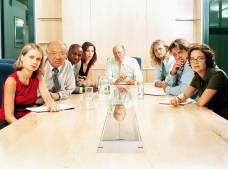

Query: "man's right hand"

xmin=170 ymin=59 xmax=185 ymax=75
xmin=50 ymin=92 xmax=60 ymax=101
xmin=115 ymin=75 xmax=127 ymax=84
xmin=155 ymin=81 xmax=168 ymax=88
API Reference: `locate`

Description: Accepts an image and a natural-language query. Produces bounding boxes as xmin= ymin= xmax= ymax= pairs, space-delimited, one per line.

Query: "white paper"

xmin=159 ymin=98 xmax=195 ymax=105
xmin=144 ymin=88 xmax=166 ymax=96
xmin=26 ymin=104 xmax=75 ymax=112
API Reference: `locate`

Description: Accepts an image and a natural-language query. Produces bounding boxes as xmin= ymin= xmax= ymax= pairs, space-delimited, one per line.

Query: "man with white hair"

xmin=106 ymin=44 xmax=143 ymax=85
xmin=36 ymin=41 xmax=75 ymax=103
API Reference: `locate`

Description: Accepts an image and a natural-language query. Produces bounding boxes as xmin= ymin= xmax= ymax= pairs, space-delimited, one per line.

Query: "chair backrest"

xmin=0 ymin=63 xmax=15 ymax=106
xmin=0 ymin=58 xmax=16 ymax=64
xmin=132 ymin=56 xmax=142 ymax=69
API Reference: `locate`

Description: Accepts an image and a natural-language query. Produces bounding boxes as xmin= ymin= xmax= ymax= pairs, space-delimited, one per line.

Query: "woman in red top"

xmin=0 ymin=43 xmax=59 ymax=129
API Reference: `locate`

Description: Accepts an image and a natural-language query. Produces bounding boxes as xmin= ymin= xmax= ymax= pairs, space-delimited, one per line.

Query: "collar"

xmin=115 ymin=56 xmax=128 ymax=64
xmin=46 ymin=58 xmax=63 ymax=72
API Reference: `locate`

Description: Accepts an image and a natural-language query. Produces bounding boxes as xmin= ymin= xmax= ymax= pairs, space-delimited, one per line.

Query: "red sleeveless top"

xmin=0 ymin=71 xmax=39 ymax=120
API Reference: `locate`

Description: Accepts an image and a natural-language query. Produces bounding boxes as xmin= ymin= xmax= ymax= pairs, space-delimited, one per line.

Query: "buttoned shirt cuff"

xmin=57 ymin=92 xmax=61 ymax=100
xmin=164 ymin=86 xmax=170 ymax=94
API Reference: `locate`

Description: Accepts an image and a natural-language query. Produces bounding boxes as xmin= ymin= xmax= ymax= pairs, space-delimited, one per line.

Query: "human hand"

xmin=155 ymin=81 xmax=168 ymax=88
xmin=171 ymin=59 xmax=185 ymax=75
xmin=50 ymin=92 xmax=60 ymax=101
xmin=115 ymin=75 xmax=127 ymax=84
xmin=77 ymin=76 xmax=87 ymax=82
xmin=125 ymin=79 xmax=135 ymax=85
xmin=161 ymin=82 xmax=168 ymax=90
xmin=170 ymin=97 xmax=181 ymax=107
xmin=47 ymin=103 xmax=60 ymax=112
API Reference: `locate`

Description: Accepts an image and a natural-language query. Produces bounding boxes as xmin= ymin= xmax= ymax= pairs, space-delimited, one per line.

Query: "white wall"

xmin=62 ymin=0 xmax=196 ymax=68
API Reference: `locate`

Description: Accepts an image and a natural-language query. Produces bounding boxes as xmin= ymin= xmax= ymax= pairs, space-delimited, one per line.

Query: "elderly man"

xmin=106 ymin=44 xmax=143 ymax=85
xmin=43 ymin=41 xmax=75 ymax=101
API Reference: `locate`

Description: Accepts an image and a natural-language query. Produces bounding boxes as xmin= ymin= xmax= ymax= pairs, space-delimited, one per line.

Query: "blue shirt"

xmin=153 ymin=55 xmax=175 ymax=83
xmin=165 ymin=62 xmax=194 ymax=95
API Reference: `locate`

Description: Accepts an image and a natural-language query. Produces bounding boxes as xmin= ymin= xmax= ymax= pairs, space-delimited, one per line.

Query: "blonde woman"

xmin=0 ymin=43 xmax=59 ymax=129
xmin=150 ymin=40 xmax=175 ymax=88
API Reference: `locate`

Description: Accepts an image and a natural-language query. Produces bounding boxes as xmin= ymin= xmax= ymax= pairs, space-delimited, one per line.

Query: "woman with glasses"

xmin=170 ymin=43 xmax=228 ymax=120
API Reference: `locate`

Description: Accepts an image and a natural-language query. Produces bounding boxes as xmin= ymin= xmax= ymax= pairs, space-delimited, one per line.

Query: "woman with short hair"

xmin=170 ymin=43 xmax=228 ymax=120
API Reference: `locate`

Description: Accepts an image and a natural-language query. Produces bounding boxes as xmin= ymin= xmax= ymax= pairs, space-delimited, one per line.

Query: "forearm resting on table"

xmin=5 ymin=112 xmax=17 ymax=123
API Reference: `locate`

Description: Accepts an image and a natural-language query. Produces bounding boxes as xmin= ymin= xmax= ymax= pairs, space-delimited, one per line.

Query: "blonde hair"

xmin=14 ymin=43 xmax=45 ymax=76
xmin=150 ymin=40 xmax=169 ymax=66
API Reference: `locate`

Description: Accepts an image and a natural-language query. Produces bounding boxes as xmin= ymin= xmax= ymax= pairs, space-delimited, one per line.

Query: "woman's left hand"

xmin=47 ymin=103 xmax=60 ymax=112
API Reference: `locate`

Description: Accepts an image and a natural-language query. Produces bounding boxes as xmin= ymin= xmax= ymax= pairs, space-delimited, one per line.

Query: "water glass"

xmin=137 ymin=82 xmax=144 ymax=99
xmin=98 ymin=76 xmax=110 ymax=95
xmin=84 ymin=87 xmax=93 ymax=110
xmin=85 ymin=87 xmax=93 ymax=101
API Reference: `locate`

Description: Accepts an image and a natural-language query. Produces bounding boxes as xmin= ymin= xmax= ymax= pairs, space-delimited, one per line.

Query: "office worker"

xmin=163 ymin=39 xmax=194 ymax=95
xmin=78 ymin=41 xmax=97 ymax=86
xmin=67 ymin=44 xmax=84 ymax=93
xmin=0 ymin=44 xmax=59 ymax=129
xmin=170 ymin=44 xmax=228 ymax=120
xmin=150 ymin=40 xmax=175 ymax=88
xmin=42 ymin=41 xmax=75 ymax=101
xmin=106 ymin=44 xmax=143 ymax=85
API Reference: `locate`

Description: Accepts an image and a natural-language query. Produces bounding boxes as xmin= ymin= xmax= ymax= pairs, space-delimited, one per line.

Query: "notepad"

xmin=26 ymin=104 xmax=75 ymax=112
xmin=159 ymin=98 xmax=195 ymax=105
xmin=144 ymin=88 xmax=166 ymax=96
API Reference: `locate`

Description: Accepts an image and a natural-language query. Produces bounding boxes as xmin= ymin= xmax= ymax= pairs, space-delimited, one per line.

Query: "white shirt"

xmin=105 ymin=56 xmax=143 ymax=83
xmin=44 ymin=58 xmax=75 ymax=99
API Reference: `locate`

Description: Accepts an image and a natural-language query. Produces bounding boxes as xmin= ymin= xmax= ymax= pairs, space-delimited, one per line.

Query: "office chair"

xmin=132 ymin=56 xmax=142 ymax=69
xmin=0 ymin=63 xmax=15 ymax=105
xmin=0 ymin=58 xmax=16 ymax=64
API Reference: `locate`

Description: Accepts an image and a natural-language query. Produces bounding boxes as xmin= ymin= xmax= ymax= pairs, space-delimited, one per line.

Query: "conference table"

xmin=0 ymin=84 xmax=227 ymax=169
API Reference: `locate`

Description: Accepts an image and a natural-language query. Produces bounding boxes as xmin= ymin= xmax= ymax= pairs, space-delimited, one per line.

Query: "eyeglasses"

xmin=189 ymin=56 xmax=206 ymax=63
xmin=48 ymin=51 xmax=66 ymax=56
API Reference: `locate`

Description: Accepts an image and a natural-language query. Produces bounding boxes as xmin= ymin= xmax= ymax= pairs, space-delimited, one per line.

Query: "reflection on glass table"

xmin=98 ymin=85 xmax=143 ymax=153
xmin=101 ymin=104 xmax=140 ymax=141
xmin=110 ymin=85 xmax=135 ymax=106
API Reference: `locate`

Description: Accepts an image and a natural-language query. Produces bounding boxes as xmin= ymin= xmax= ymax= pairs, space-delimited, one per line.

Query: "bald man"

xmin=43 ymin=41 xmax=75 ymax=101
xmin=106 ymin=44 xmax=143 ymax=85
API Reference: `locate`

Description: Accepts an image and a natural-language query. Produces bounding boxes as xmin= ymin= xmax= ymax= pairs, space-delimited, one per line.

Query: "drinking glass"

xmin=98 ymin=76 xmax=110 ymax=95
xmin=137 ymin=82 xmax=144 ymax=99
xmin=85 ymin=87 xmax=93 ymax=110
xmin=85 ymin=87 xmax=93 ymax=101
